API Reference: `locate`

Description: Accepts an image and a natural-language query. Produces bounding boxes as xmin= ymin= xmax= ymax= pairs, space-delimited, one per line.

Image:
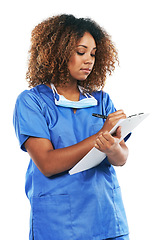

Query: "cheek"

xmin=68 ymin=56 xmax=81 ymax=74
xmin=68 ymin=57 xmax=75 ymax=72
xmin=69 ymin=54 xmax=82 ymax=66
xmin=69 ymin=56 xmax=74 ymax=65
xmin=68 ymin=64 xmax=74 ymax=77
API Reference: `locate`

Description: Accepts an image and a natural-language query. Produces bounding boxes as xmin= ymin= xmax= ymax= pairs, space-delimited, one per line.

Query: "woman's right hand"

xmin=99 ymin=110 xmax=127 ymax=133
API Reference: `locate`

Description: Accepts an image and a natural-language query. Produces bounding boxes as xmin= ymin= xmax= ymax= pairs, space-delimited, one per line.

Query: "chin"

xmin=77 ymin=75 xmax=89 ymax=81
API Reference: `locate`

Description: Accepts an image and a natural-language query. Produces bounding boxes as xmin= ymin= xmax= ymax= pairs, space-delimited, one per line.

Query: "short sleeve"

xmin=102 ymin=91 xmax=116 ymax=116
xmin=13 ymin=90 xmax=51 ymax=152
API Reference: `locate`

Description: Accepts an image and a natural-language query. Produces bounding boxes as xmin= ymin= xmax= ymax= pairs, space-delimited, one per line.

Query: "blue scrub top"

xmin=13 ymin=84 xmax=129 ymax=240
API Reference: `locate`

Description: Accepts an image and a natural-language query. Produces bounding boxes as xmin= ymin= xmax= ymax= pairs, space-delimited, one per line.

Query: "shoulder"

xmin=17 ymin=86 xmax=39 ymax=100
xmin=15 ymin=86 xmax=45 ymax=110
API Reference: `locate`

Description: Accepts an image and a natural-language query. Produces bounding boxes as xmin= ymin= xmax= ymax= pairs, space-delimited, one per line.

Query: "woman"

xmin=13 ymin=14 xmax=130 ymax=240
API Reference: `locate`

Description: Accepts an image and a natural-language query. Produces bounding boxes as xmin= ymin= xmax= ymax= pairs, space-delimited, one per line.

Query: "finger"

xmin=108 ymin=109 xmax=123 ymax=116
xmin=108 ymin=110 xmax=126 ymax=120
xmin=95 ymin=143 xmax=100 ymax=149
xmin=97 ymin=132 xmax=103 ymax=137
xmin=96 ymin=135 xmax=105 ymax=146
xmin=95 ymin=138 xmax=104 ymax=150
xmin=108 ymin=110 xmax=126 ymax=118
xmin=109 ymin=113 xmax=126 ymax=121
xmin=96 ymin=133 xmax=111 ymax=149
xmin=116 ymin=126 xmax=121 ymax=139
xmin=95 ymin=137 xmax=111 ymax=151
xmin=105 ymin=114 xmax=126 ymax=131
xmin=102 ymin=131 xmax=115 ymax=145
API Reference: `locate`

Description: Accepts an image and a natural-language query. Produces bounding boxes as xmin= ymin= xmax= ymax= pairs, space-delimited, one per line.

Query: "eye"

xmin=77 ymin=52 xmax=85 ymax=56
xmin=91 ymin=50 xmax=96 ymax=57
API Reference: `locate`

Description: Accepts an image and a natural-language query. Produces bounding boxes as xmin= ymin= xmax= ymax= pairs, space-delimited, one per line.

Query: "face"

xmin=68 ymin=32 xmax=96 ymax=81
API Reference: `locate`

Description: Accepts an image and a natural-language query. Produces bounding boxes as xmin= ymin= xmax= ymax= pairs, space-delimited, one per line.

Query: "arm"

xmin=25 ymin=133 xmax=98 ymax=177
xmin=25 ymin=110 xmax=126 ymax=176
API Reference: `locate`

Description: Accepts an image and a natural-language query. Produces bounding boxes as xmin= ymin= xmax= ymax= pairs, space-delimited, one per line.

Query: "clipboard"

xmin=69 ymin=113 xmax=149 ymax=175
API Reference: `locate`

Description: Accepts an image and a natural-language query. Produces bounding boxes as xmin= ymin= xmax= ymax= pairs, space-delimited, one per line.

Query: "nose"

xmin=84 ymin=54 xmax=95 ymax=66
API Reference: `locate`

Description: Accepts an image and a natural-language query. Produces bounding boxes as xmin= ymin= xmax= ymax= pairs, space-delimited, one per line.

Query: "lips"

xmin=80 ymin=68 xmax=92 ymax=74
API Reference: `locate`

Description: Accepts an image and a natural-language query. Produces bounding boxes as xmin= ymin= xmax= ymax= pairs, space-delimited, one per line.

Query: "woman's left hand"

xmin=95 ymin=126 xmax=121 ymax=153
xmin=95 ymin=127 xmax=128 ymax=166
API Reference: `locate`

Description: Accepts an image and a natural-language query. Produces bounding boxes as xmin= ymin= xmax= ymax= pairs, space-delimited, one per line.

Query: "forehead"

xmin=77 ymin=32 xmax=96 ymax=48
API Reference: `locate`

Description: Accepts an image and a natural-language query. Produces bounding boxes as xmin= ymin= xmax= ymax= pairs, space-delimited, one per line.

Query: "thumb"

xmin=116 ymin=126 xmax=122 ymax=139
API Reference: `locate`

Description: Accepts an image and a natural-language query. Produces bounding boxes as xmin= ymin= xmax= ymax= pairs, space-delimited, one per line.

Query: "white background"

xmin=1 ymin=0 xmax=160 ymax=239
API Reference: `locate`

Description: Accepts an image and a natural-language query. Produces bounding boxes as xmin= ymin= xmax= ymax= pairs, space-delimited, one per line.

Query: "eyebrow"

xmin=77 ymin=45 xmax=97 ymax=49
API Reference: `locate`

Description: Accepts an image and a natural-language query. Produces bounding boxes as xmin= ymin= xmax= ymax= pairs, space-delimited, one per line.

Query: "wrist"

xmin=107 ymin=142 xmax=128 ymax=166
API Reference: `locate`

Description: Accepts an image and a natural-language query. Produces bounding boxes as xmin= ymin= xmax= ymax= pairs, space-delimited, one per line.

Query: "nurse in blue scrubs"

xmin=13 ymin=14 xmax=130 ymax=240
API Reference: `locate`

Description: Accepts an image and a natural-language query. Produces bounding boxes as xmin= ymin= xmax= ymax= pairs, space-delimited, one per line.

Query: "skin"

xmin=25 ymin=32 xmax=129 ymax=177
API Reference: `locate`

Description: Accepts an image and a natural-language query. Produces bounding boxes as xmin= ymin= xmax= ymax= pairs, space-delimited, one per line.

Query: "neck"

xmin=56 ymin=81 xmax=79 ymax=95
xmin=46 ymin=79 xmax=79 ymax=93
xmin=55 ymin=80 xmax=80 ymax=101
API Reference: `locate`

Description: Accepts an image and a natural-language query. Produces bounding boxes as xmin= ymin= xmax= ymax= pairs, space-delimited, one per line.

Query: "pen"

xmin=92 ymin=113 xmax=108 ymax=119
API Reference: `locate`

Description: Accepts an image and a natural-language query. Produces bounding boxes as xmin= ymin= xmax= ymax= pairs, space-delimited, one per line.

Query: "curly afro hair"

xmin=26 ymin=14 xmax=119 ymax=92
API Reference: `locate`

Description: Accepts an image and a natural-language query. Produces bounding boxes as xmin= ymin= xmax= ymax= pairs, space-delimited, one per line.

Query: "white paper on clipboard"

xmin=69 ymin=113 xmax=149 ymax=175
